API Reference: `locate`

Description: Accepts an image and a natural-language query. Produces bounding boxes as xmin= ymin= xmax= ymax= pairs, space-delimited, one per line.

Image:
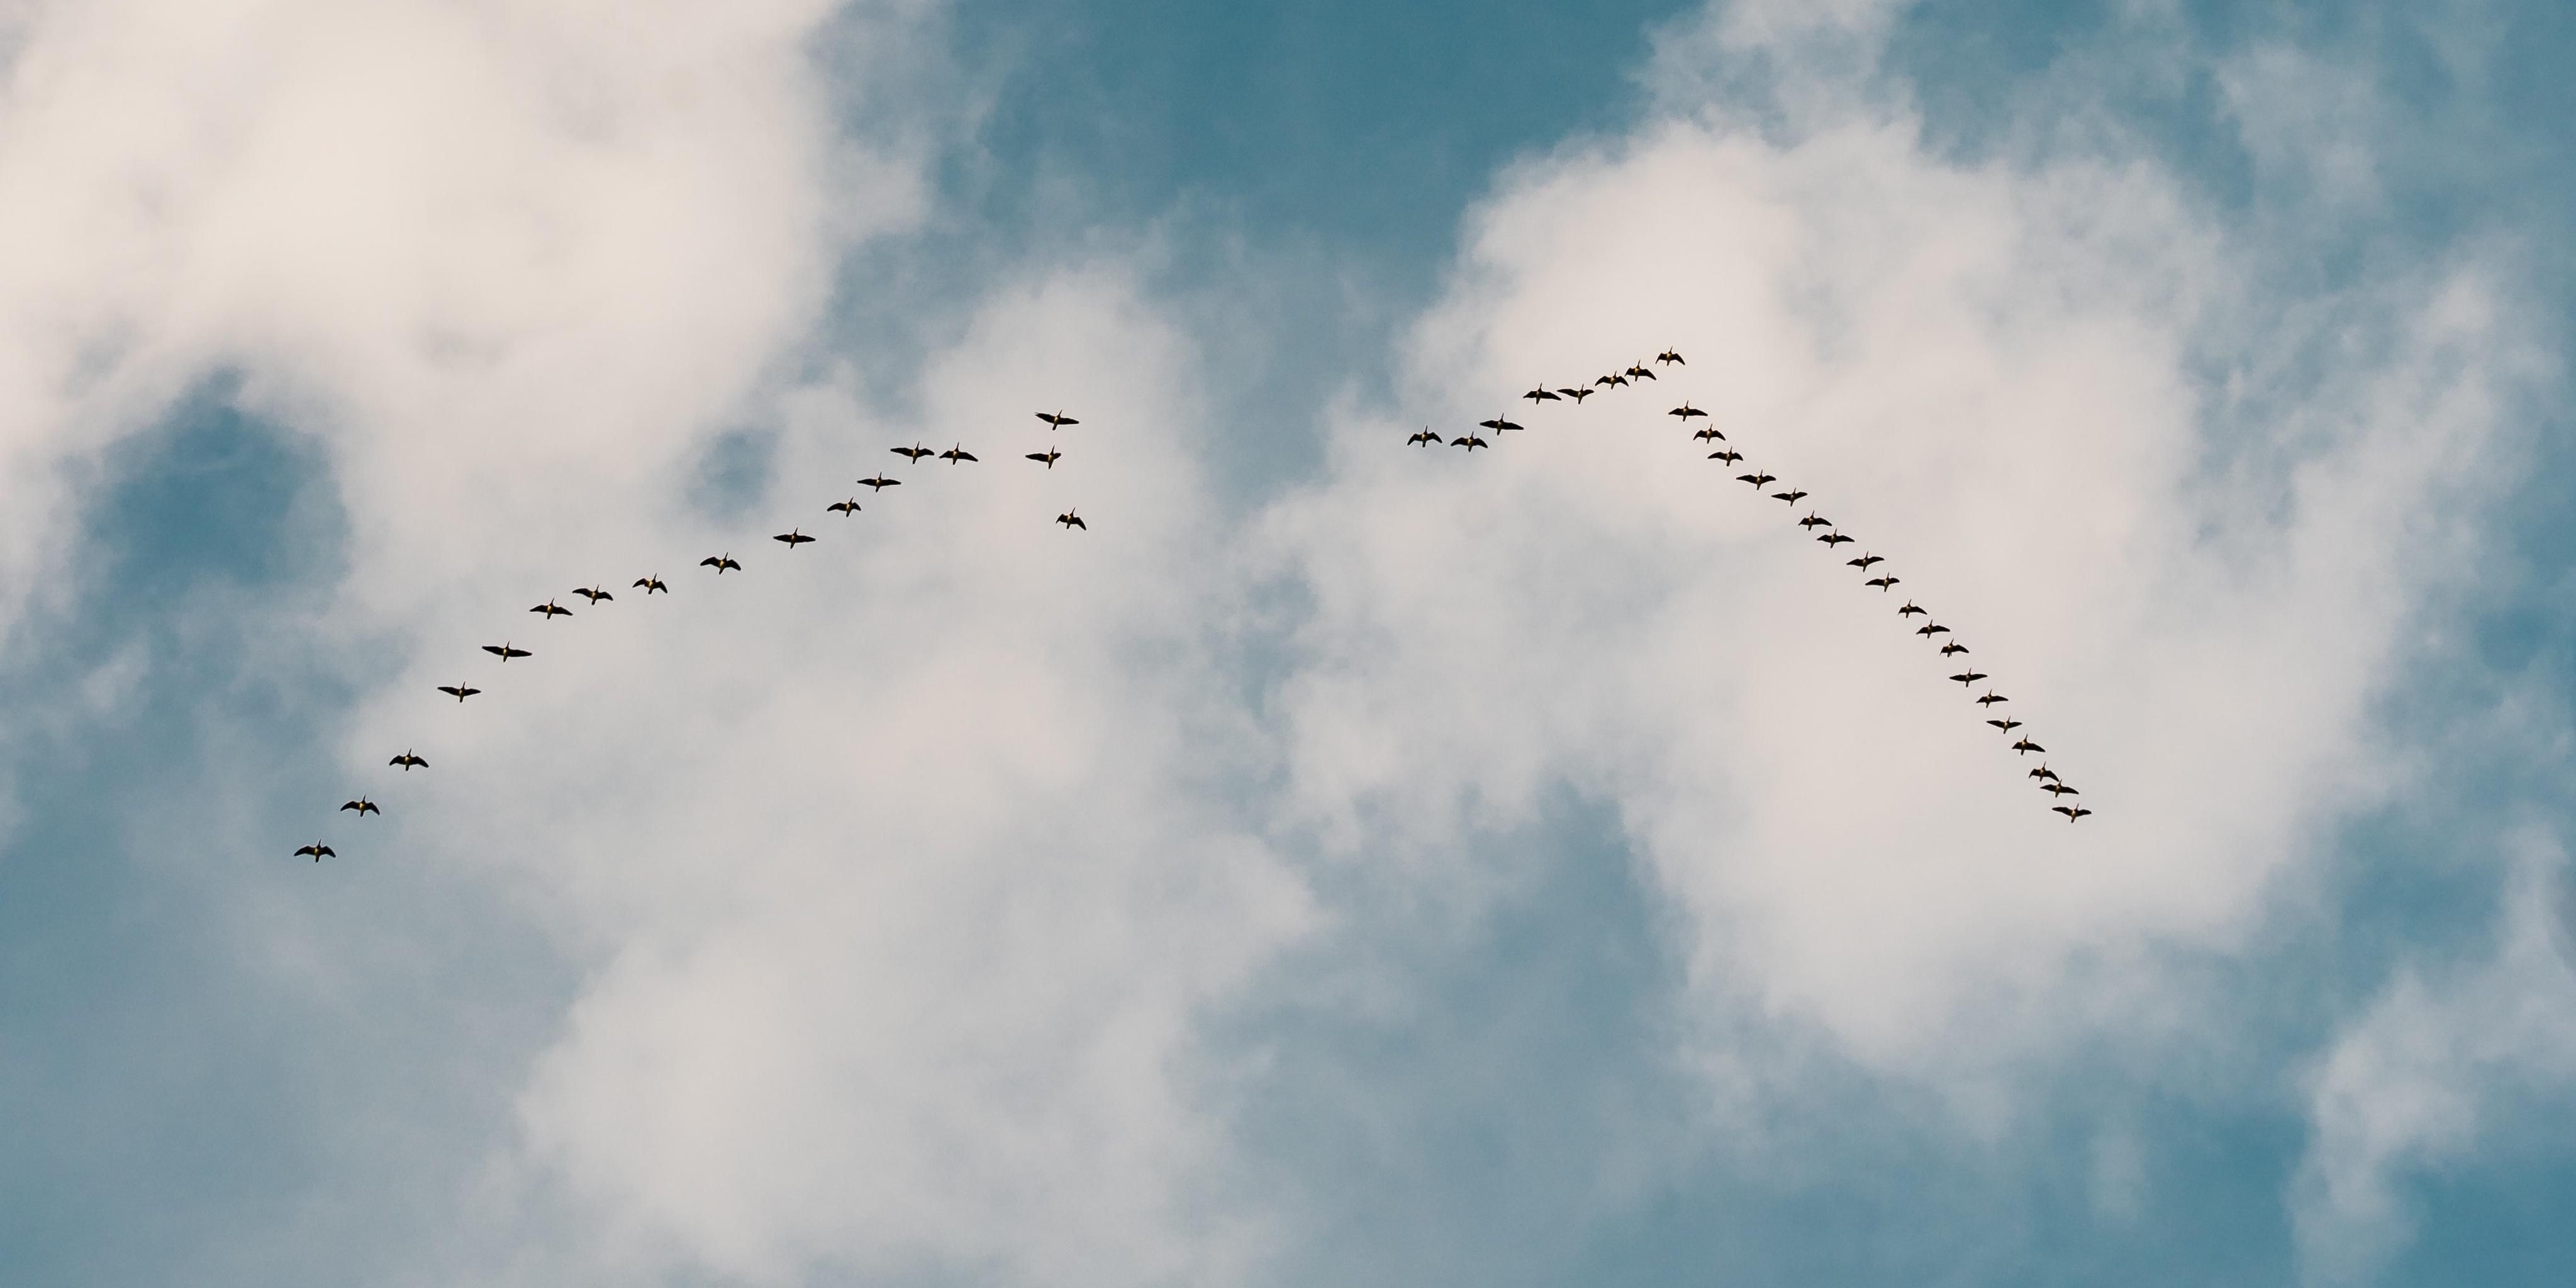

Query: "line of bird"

xmin=1402 ymin=350 xmax=2093 ymax=823
xmin=290 ymin=409 xmax=1095 ymax=862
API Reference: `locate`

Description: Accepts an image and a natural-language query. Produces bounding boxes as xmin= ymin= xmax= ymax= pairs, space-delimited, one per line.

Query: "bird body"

xmin=294 ymin=841 xmax=335 ymax=862
xmin=1692 ymin=426 xmax=1725 ymax=443
xmin=1800 ymin=513 xmax=1831 ymax=530
xmin=858 ymin=474 xmax=900 ymax=491
xmin=1987 ymin=717 xmax=2022 ymax=732
xmin=1478 ymin=416 xmax=1524 ymax=433
xmin=530 ymin=597 xmax=572 ymax=619
xmin=1975 ymin=691 xmax=2009 ymax=707
xmin=1558 ymin=387 xmax=1592 ymax=404
xmin=1848 ymin=553 xmax=1883 ymax=570
xmin=939 ymin=443 xmax=978 ymax=464
xmin=1523 ymin=386 xmax=1560 ymax=403
xmin=1897 ymin=600 xmax=1926 ymax=617
xmin=1056 ymin=509 xmax=1086 ymax=531
xmin=2011 ymin=737 xmax=2045 ymax=755
xmin=1405 ymin=430 xmax=1442 ymax=447
xmin=2054 ymin=804 xmax=2093 ymax=822
xmin=1709 ymin=449 xmax=1742 ymax=464
xmin=574 ymin=586 xmax=614 ymax=604
xmin=482 ymin=642 xmax=531 ymax=661
xmin=828 ymin=498 xmax=862 ymax=516
xmin=1027 ymin=447 xmax=1066 ymax=466
xmin=632 ymin=575 xmax=668 ymax=594
xmin=1454 ymin=433 xmax=1489 ymax=452
xmin=1771 ymin=489 xmax=1808 ymax=504
xmin=1917 ymin=622 xmax=1950 ymax=637
xmin=892 ymin=443 xmax=934 ymax=462
xmin=1669 ymin=402 xmax=1708 ymax=421
xmin=2029 ymin=764 xmax=2060 ymax=782
xmin=1866 ymin=575 xmax=1899 ymax=591
xmin=1949 ymin=670 xmax=1988 ymax=687
xmin=1037 ymin=410 xmax=1079 ymax=430
xmin=1597 ymin=374 xmax=1626 ymax=388
xmin=773 ymin=529 xmax=815 ymax=549
xmin=437 ymin=682 xmax=481 ymax=702
xmin=701 ymin=553 xmax=742 ymax=573
xmin=1737 ymin=471 xmax=1775 ymax=489
xmin=1656 ymin=349 xmax=1685 ymax=366
xmin=1817 ymin=531 xmax=1853 ymax=547
xmin=340 ymin=798 xmax=380 ymax=816
xmin=388 ymin=750 xmax=427 ymax=770
xmin=1939 ymin=641 xmax=1968 ymax=656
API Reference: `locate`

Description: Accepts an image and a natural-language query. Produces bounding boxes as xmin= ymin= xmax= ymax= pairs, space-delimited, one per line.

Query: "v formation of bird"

xmin=294 ymin=410 xmax=1092 ymax=860
xmin=1415 ymin=350 xmax=2092 ymax=823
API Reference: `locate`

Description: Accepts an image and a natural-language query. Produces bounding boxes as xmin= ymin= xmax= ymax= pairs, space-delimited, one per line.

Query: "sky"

xmin=2 ymin=0 xmax=2574 ymax=1284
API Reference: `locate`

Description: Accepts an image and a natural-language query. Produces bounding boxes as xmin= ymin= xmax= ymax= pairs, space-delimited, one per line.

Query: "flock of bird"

xmin=289 ymin=410 xmax=1093 ymax=861
xmin=1405 ymin=350 xmax=2094 ymax=823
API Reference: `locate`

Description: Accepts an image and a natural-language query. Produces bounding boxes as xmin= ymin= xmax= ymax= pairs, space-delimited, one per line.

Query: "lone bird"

xmin=1478 ymin=416 xmax=1524 ymax=433
xmin=1737 ymin=470 xmax=1776 ymax=489
xmin=1556 ymin=387 xmax=1593 ymax=404
xmin=774 ymin=528 xmax=815 ymax=550
xmin=1693 ymin=426 xmax=1726 ymax=443
xmin=1668 ymin=402 xmax=1708 ymax=421
xmin=1405 ymin=429 xmax=1442 ymax=447
xmin=530 ymin=597 xmax=573 ymax=619
xmin=1949 ymin=670 xmax=1989 ymax=687
xmin=574 ymin=585 xmax=614 ymax=604
xmin=700 ymin=553 xmax=742 ymax=574
xmin=1523 ymin=386 xmax=1561 ymax=404
xmin=340 ymin=798 xmax=380 ymax=817
xmin=1771 ymin=489 xmax=1808 ymax=505
xmin=1818 ymin=531 xmax=1853 ymax=547
xmin=1987 ymin=717 xmax=2022 ymax=733
xmin=1453 ymin=431 xmax=1490 ymax=452
xmin=2029 ymin=763 xmax=2060 ymax=783
xmin=892 ymin=443 xmax=935 ymax=462
xmin=1027 ymin=447 xmax=1066 ymax=467
xmin=1865 ymin=574 xmax=1900 ymax=591
xmin=1709 ymin=449 xmax=1743 ymax=465
xmin=482 ymin=641 xmax=531 ymax=662
xmin=1037 ymin=410 xmax=1079 ymax=430
xmin=939 ymin=443 xmax=978 ymax=464
xmin=828 ymin=498 xmax=862 ymax=516
xmin=2053 ymin=804 xmax=2094 ymax=823
xmin=1056 ymin=509 xmax=1086 ymax=531
xmin=2011 ymin=736 xmax=2046 ymax=755
xmin=294 ymin=841 xmax=335 ymax=862
xmin=1975 ymin=691 xmax=2009 ymax=708
xmin=1897 ymin=600 xmax=1927 ymax=618
xmin=436 ymin=682 xmax=481 ymax=702
xmin=1847 ymin=553 xmax=1883 ymax=570
xmin=1916 ymin=621 xmax=1951 ymax=638
xmin=388 ymin=750 xmax=428 ymax=770
xmin=1939 ymin=640 xmax=1969 ymax=657
xmin=632 ymin=575 xmax=668 ymax=594
xmin=858 ymin=474 xmax=901 ymax=491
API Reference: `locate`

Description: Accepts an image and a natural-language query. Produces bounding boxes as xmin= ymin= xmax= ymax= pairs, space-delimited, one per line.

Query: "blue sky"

xmin=3 ymin=1 xmax=2573 ymax=1285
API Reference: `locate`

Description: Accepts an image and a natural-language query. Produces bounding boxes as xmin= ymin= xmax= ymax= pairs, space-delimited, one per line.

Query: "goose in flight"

xmin=1817 ymin=531 xmax=1854 ymax=547
xmin=2041 ymin=780 xmax=2080 ymax=798
xmin=773 ymin=528 xmax=815 ymax=549
xmin=1478 ymin=416 xmax=1524 ymax=433
xmin=529 ymin=597 xmax=573 ymax=619
xmin=828 ymin=497 xmax=862 ymax=516
xmin=1037 ymin=410 xmax=1079 ymax=430
xmin=482 ymin=641 xmax=531 ymax=662
xmin=2029 ymin=763 xmax=2060 ymax=783
xmin=1556 ymin=387 xmax=1593 ymax=404
xmin=1949 ymin=670 xmax=1988 ymax=687
xmin=294 ymin=841 xmax=335 ymax=862
xmin=632 ymin=575 xmax=668 ymax=594
xmin=1453 ymin=432 xmax=1490 ymax=452
xmin=1405 ymin=429 xmax=1442 ymax=447
xmin=1897 ymin=600 xmax=1927 ymax=617
xmin=1692 ymin=426 xmax=1726 ymax=443
xmin=1668 ymin=402 xmax=1708 ymax=421
xmin=892 ymin=442 xmax=935 ymax=462
xmin=1737 ymin=470 xmax=1776 ymax=489
xmin=340 ymin=797 xmax=380 ymax=817
xmin=436 ymin=682 xmax=481 ymax=702
xmin=858 ymin=474 xmax=900 ymax=491
xmin=1522 ymin=385 xmax=1561 ymax=403
xmin=1987 ymin=716 xmax=2022 ymax=733
xmin=1625 ymin=362 xmax=1658 ymax=381
xmin=939 ymin=443 xmax=978 ymax=464
xmin=1974 ymin=690 xmax=2009 ymax=708
xmin=1771 ymin=489 xmax=1809 ymax=505
xmin=1656 ymin=349 xmax=1685 ymax=366
xmin=388 ymin=750 xmax=428 ymax=770
xmin=701 ymin=553 xmax=742 ymax=574
xmin=1939 ymin=640 xmax=1969 ymax=657
xmin=2011 ymin=736 xmax=2046 ymax=755
xmin=1915 ymin=621 xmax=1951 ymax=638
xmin=1865 ymin=574 xmax=1900 ymax=591
xmin=1056 ymin=509 xmax=1086 ymax=531
xmin=1027 ymin=446 xmax=1066 ymax=467
xmin=1709 ymin=448 xmax=1743 ymax=465
xmin=2053 ymin=804 xmax=2094 ymax=823
xmin=1847 ymin=552 xmax=1883 ymax=570
xmin=1797 ymin=511 xmax=1831 ymax=530
xmin=1596 ymin=372 xmax=1627 ymax=389
xmin=574 ymin=586 xmax=613 ymax=604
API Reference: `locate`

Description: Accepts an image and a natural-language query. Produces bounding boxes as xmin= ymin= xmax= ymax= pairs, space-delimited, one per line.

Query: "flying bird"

xmin=1625 ymin=362 xmax=1658 ymax=381
xmin=529 ymin=597 xmax=573 ymax=619
xmin=1939 ymin=640 xmax=1969 ymax=657
xmin=1737 ymin=470 xmax=1776 ymax=489
xmin=1453 ymin=432 xmax=1490 ymax=452
xmin=2011 ymin=736 xmax=2046 ymax=755
xmin=632 ymin=575 xmax=668 ymax=594
xmin=1709 ymin=449 xmax=1742 ymax=465
xmin=1865 ymin=574 xmax=1900 ymax=591
xmin=1847 ymin=553 xmax=1883 ymax=570
xmin=1656 ymin=349 xmax=1685 ymax=366
xmin=1818 ymin=531 xmax=1854 ymax=547
xmin=388 ymin=750 xmax=427 ymax=770
xmin=1027 ymin=447 xmax=1066 ymax=466
xmin=1771 ymin=489 xmax=1808 ymax=505
xmin=828 ymin=498 xmax=862 ymax=516
xmin=436 ymin=682 xmax=481 ymax=702
xmin=2053 ymin=804 xmax=2094 ymax=823
xmin=1523 ymin=386 xmax=1561 ymax=403
xmin=1405 ymin=429 xmax=1442 ymax=447
xmin=574 ymin=585 xmax=613 ymax=604
xmin=2029 ymin=764 xmax=2060 ymax=783
xmin=1798 ymin=512 xmax=1831 ymax=530
xmin=1056 ymin=509 xmax=1086 ymax=530
xmin=481 ymin=641 xmax=531 ymax=661
xmin=700 ymin=553 xmax=742 ymax=573
xmin=1949 ymin=670 xmax=1989 ymax=687
xmin=892 ymin=443 xmax=934 ymax=462
xmin=1668 ymin=402 xmax=1708 ymax=421
xmin=858 ymin=474 xmax=901 ymax=491
xmin=1478 ymin=416 xmax=1525 ymax=433
xmin=1596 ymin=373 xmax=1627 ymax=389
xmin=294 ymin=841 xmax=335 ymax=862
xmin=773 ymin=528 xmax=815 ymax=549
xmin=1897 ymin=600 xmax=1927 ymax=618
xmin=1975 ymin=691 xmax=2009 ymax=708
xmin=1916 ymin=622 xmax=1951 ymax=638
xmin=1692 ymin=426 xmax=1726 ymax=443
xmin=1987 ymin=717 xmax=2022 ymax=733
xmin=340 ymin=798 xmax=380 ymax=817
xmin=939 ymin=443 xmax=978 ymax=464
xmin=1556 ymin=387 xmax=1593 ymax=404
xmin=2042 ymin=780 xmax=2081 ymax=797
xmin=1037 ymin=410 xmax=1079 ymax=430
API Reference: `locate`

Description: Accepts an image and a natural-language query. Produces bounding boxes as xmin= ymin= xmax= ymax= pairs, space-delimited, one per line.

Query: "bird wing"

xmin=482 ymin=645 xmax=503 ymax=655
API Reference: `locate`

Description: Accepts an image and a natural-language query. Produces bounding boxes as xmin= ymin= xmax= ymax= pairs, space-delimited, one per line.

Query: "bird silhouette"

xmin=1405 ymin=429 xmax=1442 ymax=447
xmin=632 ymin=575 xmax=668 ymax=594
xmin=1626 ymin=362 xmax=1658 ymax=381
xmin=2053 ymin=804 xmax=2094 ymax=822
xmin=1975 ymin=691 xmax=2009 ymax=708
xmin=574 ymin=585 xmax=613 ymax=604
xmin=1478 ymin=416 xmax=1525 ymax=433
xmin=1771 ymin=489 xmax=1808 ymax=505
xmin=857 ymin=474 xmax=900 ymax=491
xmin=1949 ymin=670 xmax=1989 ymax=687
xmin=1056 ymin=509 xmax=1086 ymax=531
xmin=892 ymin=443 xmax=934 ymax=462
xmin=1523 ymin=386 xmax=1561 ymax=403
xmin=1847 ymin=553 xmax=1883 ymax=570
xmin=529 ymin=597 xmax=573 ymax=619
xmin=1037 ymin=410 xmax=1079 ymax=430
xmin=1865 ymin=574 xmax=1900 ymax=591
xmin=1916 ymin=622 xmax=1951 ymax=638
xmin=828 ymin=498 xmax=862 ymax=516
xmin=1453 ymin=432 xmax=1490 ymax=452
xmin=2029 ymin=764 xmax=2060 ymax=783
xmin=1817 ymin=531 xmax=1854 ymax=547
xmin=1692 ymin=426 xmax=1726 ymax=443
xmin=2011 ymin=736 xmax=2046 ymax=755
xmin=700 ymin=553 xmax=742 ymax=573
xmin=340 ymin=798 xmax=380 ymax=816
xmin=1709 ymin=448 xmax=1743 ymax=465
xmin=388 ymin=750 xmax=427 ymax=770
xmin=294 ymin=841 xmax=335 ymax=862
xmin=1656 ymin=349 xmax=1685 ymax=366
xmin=2042 ymin=780 xmax=2081 ymax=797
xmin=1027 ymin=447 xmax=1066 ymax=467
xmin=772 ymin=528 xmax=815 ymax=549
xmin=1939 ymin=640 xmax=1969 ymax=657
xmin=1668 ymin=402 xmax=1708 ymax=421
xmin=939 ymin=443 xmax=978 ymax=464
xmin=1987 ymin=717 xmax=2022 ymax=733
xmin=436 ymin=682 xmax=481 ymax=702
xmin=1798 ymin=512 xmax=1831 ymax=529
xmin=1597 ymin=373 xmax=1627 ymax=389
xmin=1897 ymin=600 xmax=1927 ymax=617
xmin=1557 ymin=387 xmax=1593 ymax=404
xmin=482 ymin=641 xmax=531 ymax=661
xmin=1737 ymin=470 xmax=1776 ymax=489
